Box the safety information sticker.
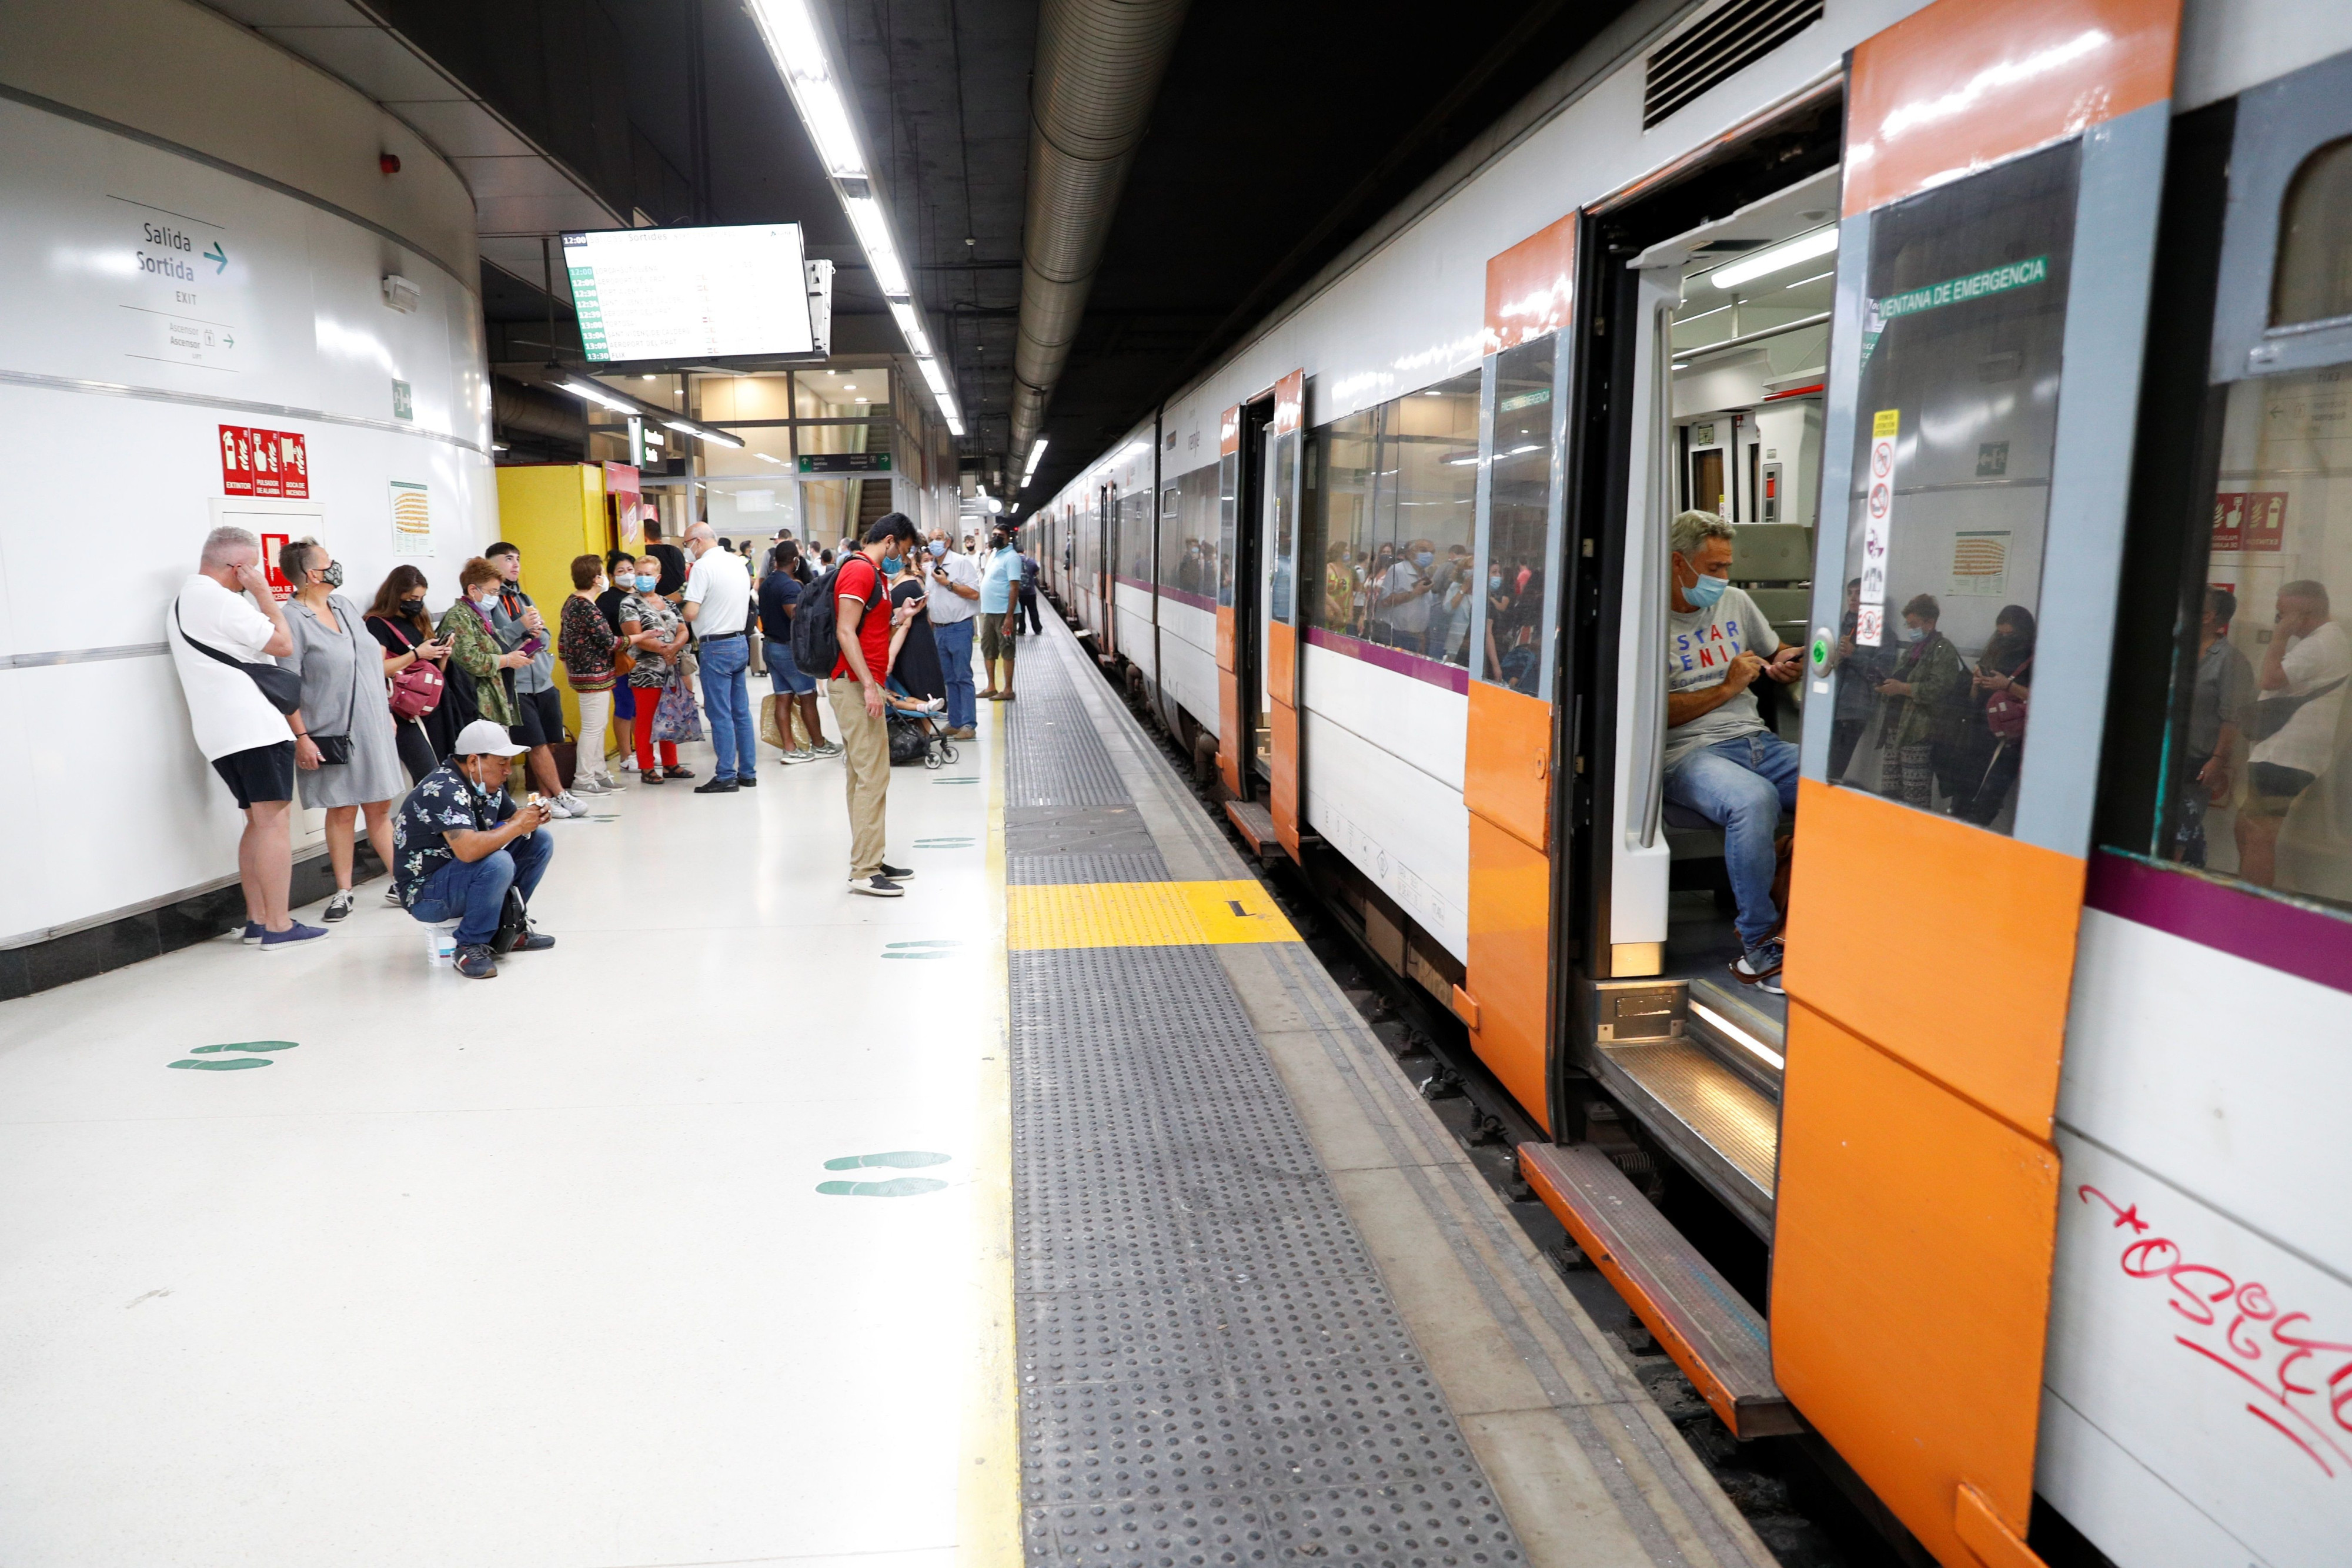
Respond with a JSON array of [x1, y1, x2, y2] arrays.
[[1858, 409, 1897, 645]]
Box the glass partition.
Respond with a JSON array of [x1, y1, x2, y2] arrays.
[[1475, 337, 1560, 696]]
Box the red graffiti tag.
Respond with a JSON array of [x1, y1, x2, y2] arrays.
[[2077, 1186, 2352, 1477]]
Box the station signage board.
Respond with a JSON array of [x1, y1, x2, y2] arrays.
[[219, 425, 309, 499], [797, 452, 891, 474]]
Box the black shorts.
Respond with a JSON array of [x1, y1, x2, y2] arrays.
[[212, 741, 296, 809], [510, 686, 565, 749]]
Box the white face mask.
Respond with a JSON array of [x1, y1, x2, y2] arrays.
[[472, 590, 498, 610]]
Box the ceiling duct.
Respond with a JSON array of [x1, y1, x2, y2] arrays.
[[1643, 0, 1823, 129], [1007, 0, 1192, 463]]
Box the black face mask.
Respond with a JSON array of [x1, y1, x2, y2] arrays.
[[398, 596, 425, 616]]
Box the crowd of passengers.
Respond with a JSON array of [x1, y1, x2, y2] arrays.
[[165, 517, 1042, 975]]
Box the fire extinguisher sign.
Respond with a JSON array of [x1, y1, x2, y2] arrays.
[[219, 425, 310, 500]]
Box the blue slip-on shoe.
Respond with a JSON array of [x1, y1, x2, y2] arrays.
[[259, 922, 330, 952]]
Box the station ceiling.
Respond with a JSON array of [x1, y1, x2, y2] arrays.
[[369, 0, 1639, 494]]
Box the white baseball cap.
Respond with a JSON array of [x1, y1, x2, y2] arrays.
[[452, 719, 527, 758]]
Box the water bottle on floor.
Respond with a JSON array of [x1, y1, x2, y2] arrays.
[[425, 920, 459, 967]]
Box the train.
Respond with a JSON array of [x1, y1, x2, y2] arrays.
[[1015, 0, 2352, 1564]]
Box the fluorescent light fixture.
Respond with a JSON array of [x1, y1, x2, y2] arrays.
[[1021, 437, 1048, 487], [1709, 227, 1838, 291], [660, 416, 746, 449], [662, 419, 697, 434], [749, 0, 961, 435], [563, 379, 637, 414], [1672, 362, 1690, 370], [758, 453, 783, 464], [843, 198, 908, 297], [1783, 269, 1834, 290]]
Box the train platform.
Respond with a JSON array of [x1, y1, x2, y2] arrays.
[[0, 616, 1768, 1568]]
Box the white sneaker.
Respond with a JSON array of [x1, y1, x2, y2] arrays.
[[383, 885, 404, 907], [571, 776, 607, 795], [781, 747, 817, 765], [596, 773, 624, 791], [541, 795, 579, 820], [620, 755, 640, 773], [812, 741, 843, 757], [555, 790, 588, 815]]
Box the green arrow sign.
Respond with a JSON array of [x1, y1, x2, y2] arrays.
[[204, 242, 228, 273]]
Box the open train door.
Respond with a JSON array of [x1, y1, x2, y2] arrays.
[[1459, 217, 1576, 1131], [1775, 1, 2181, 1564], [1265, 370, 1306, 857], [1215, 405, 1246, 798]]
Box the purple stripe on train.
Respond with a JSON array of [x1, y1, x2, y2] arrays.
[[1303, 626, 1470, 693], [2086, 850, 2352, 998]]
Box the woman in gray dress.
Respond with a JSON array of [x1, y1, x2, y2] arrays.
[[280, 538, 407, 921]]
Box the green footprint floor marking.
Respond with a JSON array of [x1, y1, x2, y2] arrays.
[[169, 1040, 299, 1071], [883, 939, 961, 960], [817, 1176, 948, 1197], [824, 1151, 951, 1170], [913, 837, 975, 847]]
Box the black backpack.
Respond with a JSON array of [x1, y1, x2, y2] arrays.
[[791, 555, 882, 678]]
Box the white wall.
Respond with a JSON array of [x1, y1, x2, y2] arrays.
[[0, 0, 495, 943]]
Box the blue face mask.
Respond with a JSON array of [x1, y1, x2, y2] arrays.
[[928, 540, 947, 558], [1682, 566, 1728, 610], [881, 555, 904, 575], [634, 574, 657, 591]]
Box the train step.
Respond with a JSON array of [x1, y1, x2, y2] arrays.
[[1518, 1141, 1799, 1440], [1222, 799, 1282, 862], [1589, 1033, 1778, 1237]]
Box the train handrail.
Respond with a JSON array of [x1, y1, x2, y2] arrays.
[[1627, 299, 1673, 851]]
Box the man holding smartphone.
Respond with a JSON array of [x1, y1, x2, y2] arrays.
[[390, 720, 558, 979], [923, 527, 983, 738]]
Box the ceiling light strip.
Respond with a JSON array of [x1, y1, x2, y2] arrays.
[[747, 0, 964, 437]]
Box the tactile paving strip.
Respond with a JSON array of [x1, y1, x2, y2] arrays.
[[1006, 640, 1130, 810], [1008, 850, 1172, 887], [1007, 626, 1524, 1567]]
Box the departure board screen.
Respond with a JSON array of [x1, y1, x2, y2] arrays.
[[562, 223, 814, 363]]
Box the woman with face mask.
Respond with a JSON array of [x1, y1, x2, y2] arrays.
[[366, 564, 454, 785], [280, 537, 407, 920], [558, 553, 624, 794], [620, 554, 694, 782], [437, 556, 532, 742]]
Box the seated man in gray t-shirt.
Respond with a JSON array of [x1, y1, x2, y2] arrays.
[[1661, 511, 1803, 992]]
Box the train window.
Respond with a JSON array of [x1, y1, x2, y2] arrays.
[[1269, 431, 1298, 625], [1829, 139, 2079, 833], [1301, 367, 1482, 666], [1218, 448, 1239, 609], [2271, 138, 2352, 329], [1160, 469, 1218, 601], [1476, 336, 1559, 696], [1121, 487, 1152, 584]]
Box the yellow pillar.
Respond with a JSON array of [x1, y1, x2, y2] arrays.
[[492, 464, 614, 762]]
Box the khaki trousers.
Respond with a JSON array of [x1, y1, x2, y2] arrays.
[[828, 677, 891, 877]]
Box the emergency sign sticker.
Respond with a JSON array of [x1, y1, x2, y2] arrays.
[[1858, 410, 1898, 646]]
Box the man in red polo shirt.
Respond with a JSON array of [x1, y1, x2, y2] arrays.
[[831, 511, 924, 895]]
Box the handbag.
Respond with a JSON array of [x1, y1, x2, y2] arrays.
[[651, 669, 704, 744], [175, 600, 302, 715], [490, 884, 530, 955], [379, 617, 446, 721], [1984, 656, 2032, 741]]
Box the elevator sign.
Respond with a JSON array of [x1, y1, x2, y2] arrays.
[[1857, 409, 1898, 646], [219, 425, 309, 499]]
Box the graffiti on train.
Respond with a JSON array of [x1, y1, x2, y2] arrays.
[[2078, 1185, 2352, 1476]]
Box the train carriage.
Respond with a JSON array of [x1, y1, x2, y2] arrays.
[[1021, 0, 2352, 1563]]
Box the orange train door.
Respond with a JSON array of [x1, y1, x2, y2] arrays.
[[1774, 2, 2182, 1564], [1265, 370, 1306, 858], [1459, 216, 1576, 1131]]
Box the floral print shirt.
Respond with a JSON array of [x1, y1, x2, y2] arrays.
[[619, 590, 683, 689], [391, 759, 516, 905]]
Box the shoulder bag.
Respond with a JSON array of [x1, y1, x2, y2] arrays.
[[175, 598, 302, 715], [377, 617, 447, 722], [2249, 674, 2348, 743], [1984, 656, 2032, 741], [305, 607, 365, 767]]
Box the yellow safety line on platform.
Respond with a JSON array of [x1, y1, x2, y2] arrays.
[[1006, 879, 1302, 950], [958, 712, 1021, 1568]]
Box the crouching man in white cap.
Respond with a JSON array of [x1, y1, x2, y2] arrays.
[[390, 718, 557, 979]]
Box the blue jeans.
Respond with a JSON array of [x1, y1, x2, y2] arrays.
[[407, 830, 553, 947], [700, 634, 756, 780], [933, 617, 977, 730], [1663, 731, 1800, 951]]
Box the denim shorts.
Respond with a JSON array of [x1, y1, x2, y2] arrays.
[[769, 659, 816, 697]]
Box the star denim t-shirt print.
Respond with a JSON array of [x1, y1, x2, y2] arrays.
[[1663, 584, 1778, 770]]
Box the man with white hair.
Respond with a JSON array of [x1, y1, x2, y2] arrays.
[[1662, 510, 1802, 994], [167, 525, 328, 951], [681, 520, 756, 792]]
